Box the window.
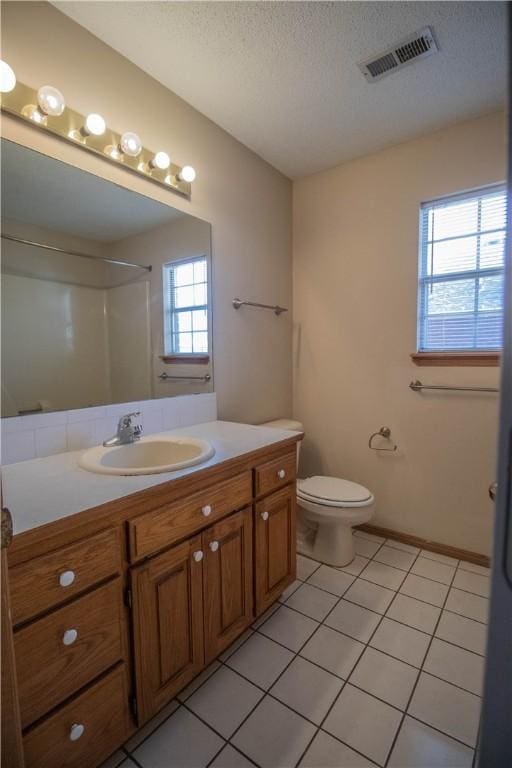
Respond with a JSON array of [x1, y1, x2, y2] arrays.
[[417, 185, 506, 353], [163, 256, 208, 356]]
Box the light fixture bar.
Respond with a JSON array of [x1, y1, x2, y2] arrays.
[[1, 79, 194, 199], [1, 233, 152, 271]]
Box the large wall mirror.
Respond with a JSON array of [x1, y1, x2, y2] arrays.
[[1, 139, 213, 418]]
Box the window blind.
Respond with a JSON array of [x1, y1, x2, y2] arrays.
[[418, 185, 507, 352], [163, 256, 208, 355]]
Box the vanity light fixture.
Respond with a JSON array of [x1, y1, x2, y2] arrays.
[[0, 60, 16, 93], [150, 151, 171, 170], [177, 165, 196, 183], [21, 104, 47, 125], [119, 131, 142, 157], [37, 85, 65, 117], [1, 75, 195, 198], [83, 113, 106, 137]]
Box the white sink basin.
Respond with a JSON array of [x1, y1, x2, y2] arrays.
[[78, 436, 215, 476]]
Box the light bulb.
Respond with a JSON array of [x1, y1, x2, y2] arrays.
[[37, 85, 65, 116], [151, 151, 170, 170], [178, 165, 196, 183], [0, 60, 16, 93], [120, 131, 142, 157], [83, 113, 106, 136]]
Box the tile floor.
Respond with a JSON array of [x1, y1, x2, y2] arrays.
[[101, 531, 489, 768]]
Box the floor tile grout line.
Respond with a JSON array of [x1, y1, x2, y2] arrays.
[[384, 554, 471, 766], [122, 749, 144, 768], [216, 587, 355, 768], [293, 543, 424, 767], [305, 542, 489, 607]]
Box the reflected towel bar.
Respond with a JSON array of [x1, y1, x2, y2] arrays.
[[410, 380, 499, 393], [233, 298, 288, 316], [158, 373, 211, 382]]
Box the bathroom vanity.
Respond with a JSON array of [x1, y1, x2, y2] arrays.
[[2, 422, 300, 768]]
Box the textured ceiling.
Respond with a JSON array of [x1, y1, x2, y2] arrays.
[[54, 1, 507, 179], [1, 140, 183, 242]]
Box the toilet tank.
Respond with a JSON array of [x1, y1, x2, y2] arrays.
[[261, 418, 304, 470]]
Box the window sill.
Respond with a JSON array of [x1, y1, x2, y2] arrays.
[[411, 352, 500, 367], [160, 355, 210, 365]]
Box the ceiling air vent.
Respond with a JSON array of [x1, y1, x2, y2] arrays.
[[358, 27, 438, 82]]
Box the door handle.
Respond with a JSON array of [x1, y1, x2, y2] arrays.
[[489, 482, 498, 501]]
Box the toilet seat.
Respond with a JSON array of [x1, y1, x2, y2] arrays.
[[297, 476, 374, 508]]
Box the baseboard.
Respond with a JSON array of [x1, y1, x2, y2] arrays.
[[357, 523, 490, 568]]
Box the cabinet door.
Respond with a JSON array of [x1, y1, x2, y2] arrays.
[[131, 535, 204, 724], [203, 508, 253, 663], [255, 485, 296, 616]]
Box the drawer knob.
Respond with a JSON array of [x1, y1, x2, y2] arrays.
[[261, 511, 269, 521], [202, 505, 212, 517], [209, 541, 219, 552], [277, 469, 286, 479], [59, 570, 76, 588], [63, 629, 78, 646], [193, 550, 204, 562], [69, 723, 85, 741]]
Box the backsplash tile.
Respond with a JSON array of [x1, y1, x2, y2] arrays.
[[1, 429, 36, 464], [1, 393, 217, 465], [35, 425, 67, 458]]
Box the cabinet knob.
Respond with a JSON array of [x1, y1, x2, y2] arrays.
[[261, 511, 269, 521], [69, 723, 85, 741], [59, 570, 76, 588], [209, 541, 219, 552], [63, 629, 78, 646], [193, 550, 204, 562], [202, 505, 212, 517], [277, 469, 286, 479]]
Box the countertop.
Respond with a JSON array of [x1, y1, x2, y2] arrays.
[[2, 421, 299, 535]]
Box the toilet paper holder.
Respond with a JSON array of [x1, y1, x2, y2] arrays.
[[368, 426, 397, 452]]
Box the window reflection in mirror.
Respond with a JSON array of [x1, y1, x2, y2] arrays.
[[0, 139, 213, 418]]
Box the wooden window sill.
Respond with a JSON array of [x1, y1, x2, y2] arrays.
[[160, 355, 210, 364], [411, 352, 500, 367]]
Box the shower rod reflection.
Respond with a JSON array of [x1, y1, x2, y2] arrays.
[[410, 379, 499, 393], [1, 233, 152, 271]]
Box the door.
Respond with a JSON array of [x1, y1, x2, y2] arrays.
[[255, 485, 296, 615], [131, 534, 204, 724], [203, 507, 253, 663], [478, 19, 512, 764], [1, 506, 25, 768]]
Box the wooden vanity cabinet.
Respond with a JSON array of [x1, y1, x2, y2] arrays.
[[255, 484, 297, 615], [131, 534, 205, 724], [203, 506, 253, 663], [4, 437, 300, 765]]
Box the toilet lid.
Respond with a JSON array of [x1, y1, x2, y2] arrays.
[[297, 476, 373, 505]]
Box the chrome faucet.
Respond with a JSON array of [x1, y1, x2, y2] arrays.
[[103, 412, 143, 447]]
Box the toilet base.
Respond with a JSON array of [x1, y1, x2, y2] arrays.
[[297, 525, 355, 568]]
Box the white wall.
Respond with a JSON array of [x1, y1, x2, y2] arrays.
[[1, 1, 293, 425], [293, 112, 506, 556]]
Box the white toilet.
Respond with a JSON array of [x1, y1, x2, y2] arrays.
[[263, 419, 375, 567]]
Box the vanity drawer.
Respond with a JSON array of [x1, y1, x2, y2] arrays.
[[128, 471, 253, 561], [15, 578, 124, 728], [9, 527, 122, 626], [23, 663, 131, 768], [254, 451, 296, 497]]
